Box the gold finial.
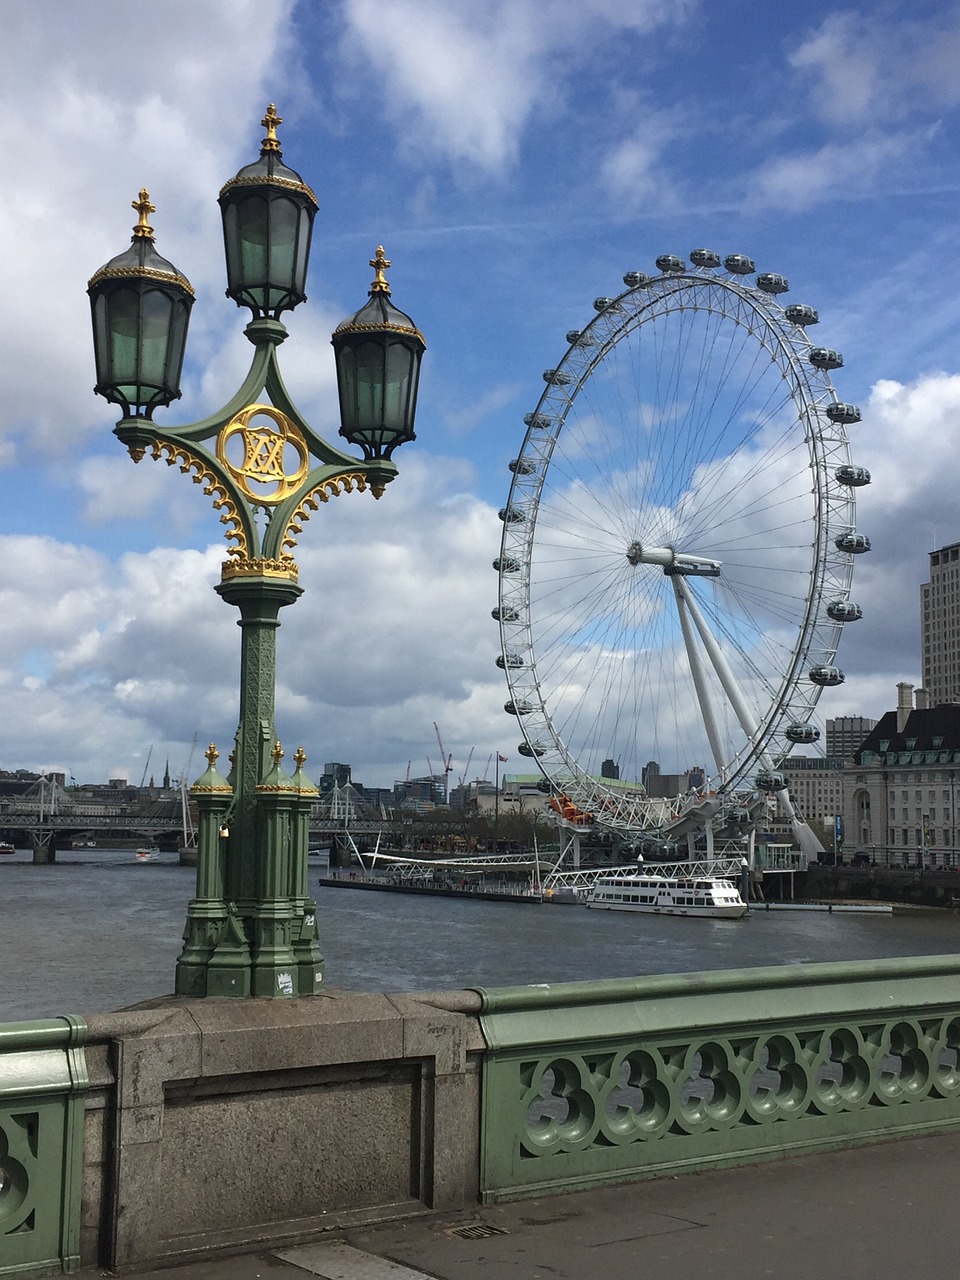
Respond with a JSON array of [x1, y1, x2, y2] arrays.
[[369, 245, 392, 294], [261, 103, 282, 152], [294, 746, 307, 769], [132, 188, 155, 238], [272, 739, 284, 765], [205, 743, 219, 766]]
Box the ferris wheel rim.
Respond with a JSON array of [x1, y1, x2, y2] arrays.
[[495, 258, 862, 832]]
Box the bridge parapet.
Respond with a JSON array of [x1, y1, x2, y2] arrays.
[[473, 954, 960, 1200], [12, 956, 960, 1272]]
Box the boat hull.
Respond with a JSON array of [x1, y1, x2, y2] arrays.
[[588, 900, 747, 919]]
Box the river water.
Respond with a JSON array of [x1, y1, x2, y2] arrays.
[[3, 847, 960, 1022]]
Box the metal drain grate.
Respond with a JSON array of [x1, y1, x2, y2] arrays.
[[445, 1222, 511, 1240]]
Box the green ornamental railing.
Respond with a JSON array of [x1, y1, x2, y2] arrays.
[[474, 954, 960, 1201], [0, 1018, 87, 1276]]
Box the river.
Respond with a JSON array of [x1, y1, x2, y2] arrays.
[[3, 846, 960, 1022]]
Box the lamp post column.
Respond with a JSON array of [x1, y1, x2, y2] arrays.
[[213, 573, 303, 994]]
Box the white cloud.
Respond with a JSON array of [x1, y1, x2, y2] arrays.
[[0, 455, 512, 788], [789, 10, 960, 125], [599, 106, 685, 210], [338, 0, 696, 175], [0, 0, 300, 456], [818, 370, 960, 719], [743, 128, 935, 211]]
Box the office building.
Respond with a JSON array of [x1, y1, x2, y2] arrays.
[[921, 541, 960, 706], [825, 717, 877, 760]]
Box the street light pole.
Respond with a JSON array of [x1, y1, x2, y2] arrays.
[[87, 106, 425, 998]]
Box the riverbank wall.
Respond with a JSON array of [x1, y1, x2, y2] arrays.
[[801, 864, 960, 908]]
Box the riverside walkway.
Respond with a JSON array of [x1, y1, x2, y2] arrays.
[[77, 1129, 958, 1279]]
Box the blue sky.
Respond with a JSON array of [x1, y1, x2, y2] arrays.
[[3, 0, 960, 789]]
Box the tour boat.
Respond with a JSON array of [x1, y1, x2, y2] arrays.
[[587, 872, 747, 918], [134, 848, 160, 862], [0, 841, 14, 855]]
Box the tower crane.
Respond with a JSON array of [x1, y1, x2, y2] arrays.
[[457, 746, 475, 788], [433, 722, 453, 805]]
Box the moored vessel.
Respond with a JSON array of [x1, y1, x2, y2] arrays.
[[587, 872, 747, 918]]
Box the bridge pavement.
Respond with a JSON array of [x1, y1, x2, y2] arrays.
[[77, 1128, 959, 1278]]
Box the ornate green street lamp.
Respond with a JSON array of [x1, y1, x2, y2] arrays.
[[87, 105, 425, 998]]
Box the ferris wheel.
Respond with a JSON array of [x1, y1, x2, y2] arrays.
[[494, 250, 870, 834]]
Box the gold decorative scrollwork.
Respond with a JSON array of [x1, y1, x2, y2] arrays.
[[145, 441, 249, 558], [217, 403, 309, 505], [279, 472, 374, 557]]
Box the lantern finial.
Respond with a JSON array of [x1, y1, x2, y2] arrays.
[[132, 188, 156, 239], [369, 246, 391, 294], [261, 103, 282, 153]]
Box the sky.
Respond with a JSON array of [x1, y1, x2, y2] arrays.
[[3, 0, 960, 792]]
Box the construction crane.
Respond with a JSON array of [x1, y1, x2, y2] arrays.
[[483, 753, 493, 782], [139, 745, 154, 789], [457, 746, 475, 789], [433, 722, 453, 805]]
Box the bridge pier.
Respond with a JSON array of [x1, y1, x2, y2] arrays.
[[33, 837, 57, 864], [178, 844, 198, 867]]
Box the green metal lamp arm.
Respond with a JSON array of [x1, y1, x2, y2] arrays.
[[262, 458, 399, 562]]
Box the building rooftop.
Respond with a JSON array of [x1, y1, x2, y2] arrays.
[[856, 704, 960, 762]]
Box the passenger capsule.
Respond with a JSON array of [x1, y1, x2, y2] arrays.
[[809, 347, 843, 370], [537, 778, 552, 793], [496, 653, 524, 669], [505, 700, 534, 716], [499, 506, 525, 524], [690, 248, 721, 268], [756, 770, 787, 792], [493, 556, 520, 573], [518, 741, 547, 758], [835, 465, 871, 487], [827, 600, 863, 622], [655, 254, 686, 273], [786, 723, 821, 744], [593, 297, 616, 311], [492, 606, 519, 622], [835, 532, 871, 554], [784, 303, 819, 325], [509, 458, 535, 475], [622, 271, 652, 287], [724, 253, 755, 274], [524, 412, 553, 428], [826, 402, 862, 424], [810, 665, 845, 687], [543, 368, 573, 385], [566, 329, 596, 347], [757, 272, 789, 294]]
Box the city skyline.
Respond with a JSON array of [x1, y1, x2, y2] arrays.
[[3, 1, 960, 788]]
